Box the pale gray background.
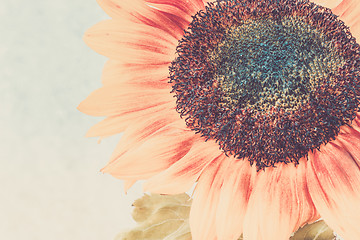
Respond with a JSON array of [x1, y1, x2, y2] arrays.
[[1, 1, 143, 239]]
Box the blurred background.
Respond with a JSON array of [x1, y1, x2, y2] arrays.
[[0, 1, 143, 239]]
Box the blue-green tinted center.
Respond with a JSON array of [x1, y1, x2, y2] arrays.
[[211, 17, 344, 111]]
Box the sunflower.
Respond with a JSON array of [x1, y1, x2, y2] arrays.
[[79, 0, 360, 239]]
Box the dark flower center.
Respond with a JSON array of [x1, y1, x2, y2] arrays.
[[169, 0, 360, 170], [212, 17, 345, 111]]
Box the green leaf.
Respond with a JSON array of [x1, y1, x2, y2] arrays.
[[116, 194, 335, 240], [115, 193, 192, 240], [290, 220, 335, 240]]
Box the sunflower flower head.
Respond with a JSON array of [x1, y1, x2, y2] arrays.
[[79, 0, 360, 239], [169, 0, 360, 169]]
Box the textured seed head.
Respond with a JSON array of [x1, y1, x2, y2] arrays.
[[169, 0, 360, 170]]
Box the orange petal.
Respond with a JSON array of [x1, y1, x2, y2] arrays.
[[102, 123, 196, 179], [145, 0, 204, 21], [96, 0, 186, 39], [143, 138, 223, 194], [311, 0, 342, 9], [84, 19, 177, 64], [146, 2, 190, 22], [85, 103, 176, 138], [86, 116, 127, 138], [97, 0, 151, 20], [338, 125, 360, 167], [243, 159, 319, 240], [332, 0, 360, 41], [77, 84, 174, 117], [106, 118, 187, 168], [307, 140, 360, 240], [124, 179, 137, 193], [100, 60, 170, 88], [215, 159, 256, 240], [189, 156, 230, 240]]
